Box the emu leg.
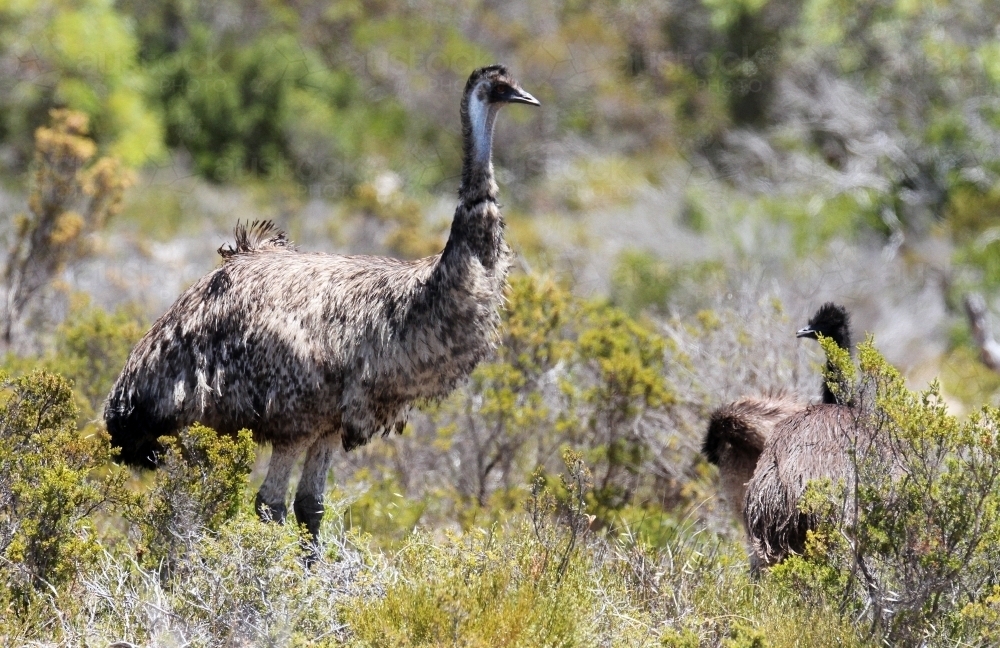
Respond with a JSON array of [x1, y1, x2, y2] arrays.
[[255, 441, 304, 523], [293, 433, 338, 543]]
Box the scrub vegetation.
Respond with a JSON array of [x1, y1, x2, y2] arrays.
[[4, 0, 1000, 644]]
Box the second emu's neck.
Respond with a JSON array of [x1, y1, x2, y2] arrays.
[[822, 330, 852, 406], [821, 363, 842, 405], [440, 85, 507, 272]]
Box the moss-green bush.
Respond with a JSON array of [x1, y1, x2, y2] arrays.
[[3, 299, 146, 432], [1, 110, 133, 347], [7, 278, 1000, 646], [134, 424, 255, 572], [0, 299, 870, 646], [0, 370, 129, 619], [0, 0, 163, 166], [346, 454, 605, 647], [343, 475, 428, 547], [417, 274, 687, 530], [155, 28, 411, 188], [344, 526, 600, 647], [49, 299, 145, 422], [781, 339, 1000, 644]]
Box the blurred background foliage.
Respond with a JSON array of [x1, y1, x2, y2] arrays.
[[2, 0, 999, 259], [4, 0, 1000, 644]]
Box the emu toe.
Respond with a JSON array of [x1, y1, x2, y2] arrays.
[[293, 493, 325, 566]]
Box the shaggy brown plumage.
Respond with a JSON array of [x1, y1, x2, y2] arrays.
[[743, 303, 867, 569], [743, 403, 868, 568], [104, 65, 539, 539], [704, 393, 806, 526]]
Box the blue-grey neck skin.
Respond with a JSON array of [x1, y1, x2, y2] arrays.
[[466, 79, 499, 175], [458, 70, 503, 205], [443, 64, 538, 272], [443, 71, 506, 271]]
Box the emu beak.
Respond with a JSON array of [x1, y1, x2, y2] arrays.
[[796, 326, 816, 339], [504, 87, 540, 106]]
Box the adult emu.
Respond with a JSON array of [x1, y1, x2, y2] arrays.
[[742, 303, 865, 569], [105, 66, 539, 540]]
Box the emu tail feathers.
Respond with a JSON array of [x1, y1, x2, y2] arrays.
[[703, 394, 804, 466], [744, 465, 814, 567], [218, 220, 294, 260], [705, 394, 806, 538], [704, 401, 770, 466]]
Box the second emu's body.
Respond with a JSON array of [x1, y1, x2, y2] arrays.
[[743, 303, 863, 568], [105, 66, 539, 537], [703, 303, 865, 570]]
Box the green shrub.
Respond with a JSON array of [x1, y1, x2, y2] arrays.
[[421, 275, 684, 529], [146, 515, 325, 645], [343, 476, 428, 547], [66, 508, 366, 646], [343, 524, 597, 647], [0, 0, 163, 166], [345, 458, 600, 647], [956, 236, 1000, 294], [940, 345, 1000, 408], [0, 370, 129, 613], [48, 299, 145, 422], [155, 29, 410, 187], [133, 424, 255, 572], [453, 275, 574, 508], [569, 300, 674, 519], [784, 339, 1000, 644], [1, 110, 133, 347], [611, 250, 677, 315]]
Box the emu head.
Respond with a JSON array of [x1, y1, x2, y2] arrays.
[[796, 302, 852, 351], [462, 65, 539, 164]]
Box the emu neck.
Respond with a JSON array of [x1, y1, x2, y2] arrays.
[[459, 89, 499, 205], [822, 331, 852, 405], [442, 89, 505, 270], [821, 363, 842, 405]]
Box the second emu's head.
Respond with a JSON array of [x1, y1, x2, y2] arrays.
[[797, 302, 853, 406], [796, 302, 852, 351]]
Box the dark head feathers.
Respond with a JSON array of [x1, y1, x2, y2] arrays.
[[703, 408, 736, 466], [218, 220, 294, 260], [462, 65, 538, 107], [464, 65, 510, 93], [796, 302, 852, 351]]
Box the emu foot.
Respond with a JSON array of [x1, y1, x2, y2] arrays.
[[293, 493, 325, 566], [255, 493, 288, 524]]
